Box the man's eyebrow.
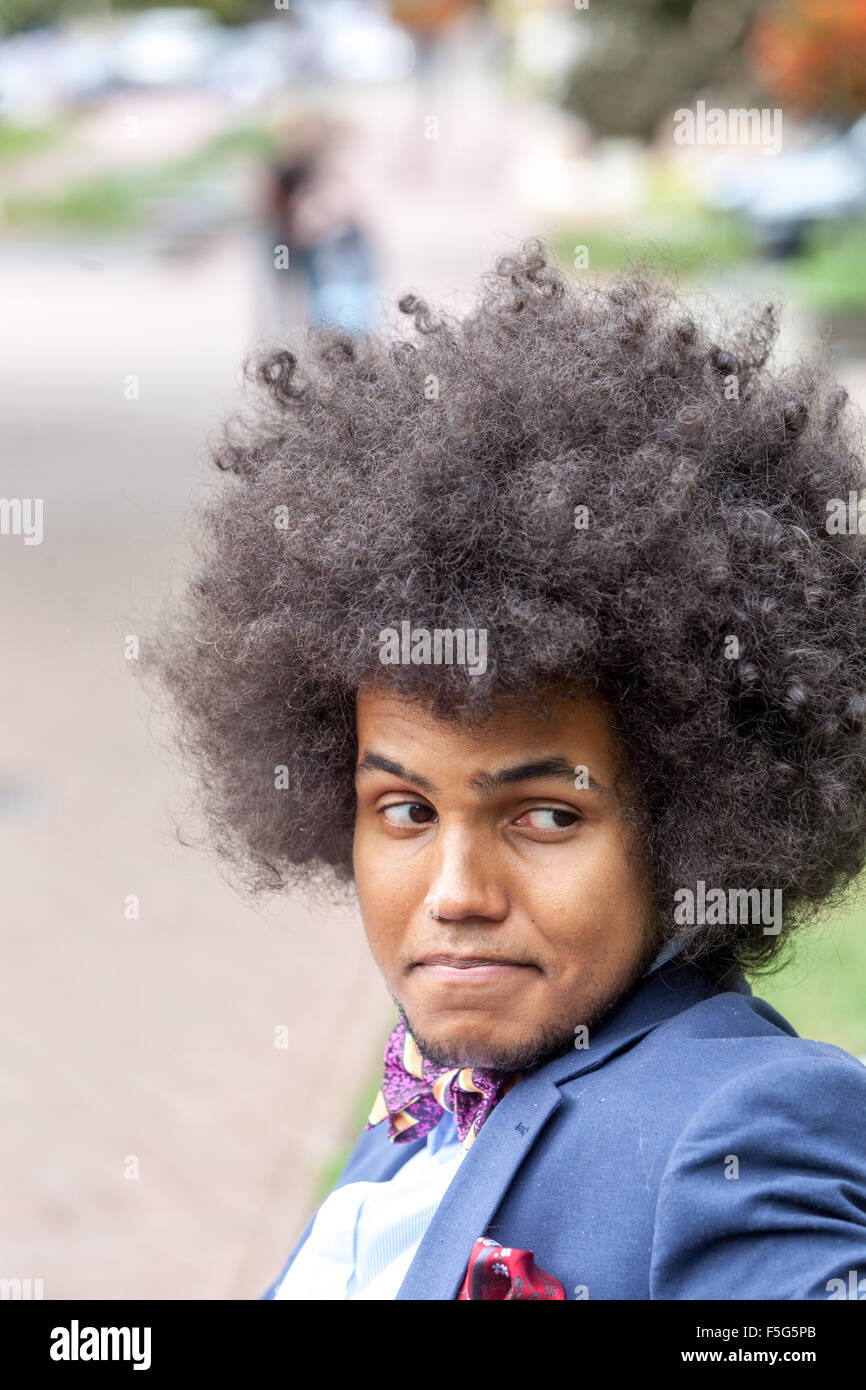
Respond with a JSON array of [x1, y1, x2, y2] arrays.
[[356, 751, 606, 798], [470, 756, 607, 796], [356, 752, 438, 795]]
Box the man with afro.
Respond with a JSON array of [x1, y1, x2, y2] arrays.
[[152, 240, 866, 1300]]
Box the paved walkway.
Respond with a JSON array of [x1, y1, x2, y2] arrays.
[[0, 235, 397, 1299]]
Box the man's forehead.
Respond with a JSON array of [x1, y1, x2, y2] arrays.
[[354, 686, 617, 797]]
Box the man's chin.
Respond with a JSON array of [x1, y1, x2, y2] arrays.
[[387, 947, 656, 1072], [396, 1009, 578, 1073]]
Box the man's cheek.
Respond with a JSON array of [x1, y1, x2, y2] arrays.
[[358, 885, 405, 960]]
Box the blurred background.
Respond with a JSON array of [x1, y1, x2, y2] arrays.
[[1, 0, 865, 1299]]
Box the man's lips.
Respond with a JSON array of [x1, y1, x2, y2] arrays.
[[412, 954, 535, 982]]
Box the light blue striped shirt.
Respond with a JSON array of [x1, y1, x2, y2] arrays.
[[274, 939, 682, 1300]]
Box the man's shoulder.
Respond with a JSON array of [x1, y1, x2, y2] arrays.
[[644, 979, 865, 1080], [554, 976, 866, 1148], [657, 984, 866, 1134], [524, 978, 866, 1299], [641, 989, 866, 1299]]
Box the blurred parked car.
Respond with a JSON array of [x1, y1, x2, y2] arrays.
[[0, 23, 121, 121], [53, 27, 117, 104], [702, 117, 866, 258], [205, 20, 310, 107], [293, 0, 416, 82], [0, 28, 65, 121], [113, 8, 226, 89]]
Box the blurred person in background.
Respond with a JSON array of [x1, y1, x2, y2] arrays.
[[263, 113, 379, 337]]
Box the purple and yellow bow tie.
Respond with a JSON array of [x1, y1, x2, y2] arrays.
[[365, 1015, 521, 1152]]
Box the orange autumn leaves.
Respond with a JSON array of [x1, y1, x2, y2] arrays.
[[749, 0, 866, 121]]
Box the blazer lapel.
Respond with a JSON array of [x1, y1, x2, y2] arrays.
[[395, 955, 721, 1299], [395, 1066, 564, 1299]]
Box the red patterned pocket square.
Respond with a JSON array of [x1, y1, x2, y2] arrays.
[[458, 1237, 566, 1300]]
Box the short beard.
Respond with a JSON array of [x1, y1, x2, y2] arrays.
[[395, 1006, 579, 1072], [387, 928, 663, 1073]]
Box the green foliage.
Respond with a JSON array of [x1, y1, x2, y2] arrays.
[[0, 0, 68, 36], [561, 0, 761, 141], [0, 0, 267, 36], [107, 0, 269, 24]]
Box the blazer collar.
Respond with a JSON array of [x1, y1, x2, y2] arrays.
[[395, 954, 732, 1300]]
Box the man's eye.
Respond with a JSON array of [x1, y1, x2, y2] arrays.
[[380, 802, 437, 827], [514, 808, 581, 831]]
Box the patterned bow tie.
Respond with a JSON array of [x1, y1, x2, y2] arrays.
[[365, 1015, 521, 1152]]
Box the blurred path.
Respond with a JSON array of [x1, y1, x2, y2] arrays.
[[0, 235, 396, 1300]]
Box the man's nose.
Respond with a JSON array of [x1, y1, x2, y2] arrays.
[[422, 827, 509, 923]]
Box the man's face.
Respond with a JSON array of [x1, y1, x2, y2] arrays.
[[352, 685, 658, 1071]]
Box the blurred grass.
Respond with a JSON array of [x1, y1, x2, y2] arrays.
[[552, 165, 756, 276], [748, 882, 866, 1057], [784, 217, 866, 314], [2, 123, 278, 231], [0, 117, 67, 161], [552, 208, 754, 277]]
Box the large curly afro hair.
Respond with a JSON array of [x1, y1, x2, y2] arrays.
[[149, 239, 866, 978]]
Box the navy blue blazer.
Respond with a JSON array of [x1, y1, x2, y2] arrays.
[[261, 955, 866, 1299]]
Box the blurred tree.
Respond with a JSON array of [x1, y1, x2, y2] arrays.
[[0, 0, 71, 32], [107, 0, 269, 22], [749, 0, 866, 123], [562, 0, 761, 141], [0, 0, 268, 36]]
